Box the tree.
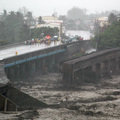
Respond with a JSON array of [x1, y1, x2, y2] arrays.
[[0, 9, 35, 45], [18, 7, 28, 17], [19, 7, 36, 26], [92, 20, 120, 50], [38, 16, 45, 24], [0, 22, 7, 45], [38, 16, 42, 24], [4, 11, 24, 43], [67, 7, 87, 21], [59, 15, 67, 22], [65, 19, 75, 30], [108, 13, 117, 24], [93, 20, 100, 35], [19, 24, 30, 41], [0, 22, 5, 38], [31, 27, 59, 38], [2, 10, 7, 21], [66, 7, 87, 30], [25, 11, 35, 26]]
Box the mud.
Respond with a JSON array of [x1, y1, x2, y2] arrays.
[[1, 73, 120, 120]]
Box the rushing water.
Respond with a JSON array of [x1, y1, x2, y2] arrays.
[[66, 30, 94, 40]]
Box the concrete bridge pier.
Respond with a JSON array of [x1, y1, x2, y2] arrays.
[[5, 67, 11, 80], [29, 62, 36, 78], [74, 69, 84, 85], [19, 63, 26, 79], [9, 62, 31, 81], [73, 65, 101, 85], [45, 56, 53, 73], [92, 63, 101, 81], [97, 61, 111, 78], [34, 59, 41, 75], [12, 65, 20, 80], [63, 65, 73, 87], [113, 58, 119, 74], [54, 54, 60, 72], [117, 57, 120, 73], [100, 61, 107, 77], [84, 66, 95, 82], [91, 62, 113, 81], [39, 58, 45, 74], [95, 63, 101, 74], [109, 58, 118, 75], [5, 66, 16, 81], [24, 62, 31, 78]]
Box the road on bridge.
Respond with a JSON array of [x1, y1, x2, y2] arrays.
[[0, 41, 62, 60]]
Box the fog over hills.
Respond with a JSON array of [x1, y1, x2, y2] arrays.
[[0, 0, 120, 16]]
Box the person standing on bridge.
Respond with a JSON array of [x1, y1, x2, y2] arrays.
[[37, 39, 40, 46], [15, 51, 18, 55]]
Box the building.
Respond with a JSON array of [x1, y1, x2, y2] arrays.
[[94, 17, 108, 27], [36, 16, 63, 37], [117, 14, 120, 21], [42, 16, 58, 22]]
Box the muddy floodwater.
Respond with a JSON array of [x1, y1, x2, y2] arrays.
[[1, 73, 120, 120]]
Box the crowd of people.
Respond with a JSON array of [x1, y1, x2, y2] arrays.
[[24, 36, 62, 46], [24, 35, 83, 46], [24, 38, 52, 45]]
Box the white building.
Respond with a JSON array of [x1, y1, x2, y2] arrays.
[[94, 17, 108, 27], [117, 14, 120, 21], [36, 16, 63, 37]]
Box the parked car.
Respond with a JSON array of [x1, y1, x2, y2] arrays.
[[61, 37, 74, 43], [53, 36, 58, 41]]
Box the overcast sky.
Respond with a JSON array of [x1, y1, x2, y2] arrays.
[[0, 0, 120, 17]]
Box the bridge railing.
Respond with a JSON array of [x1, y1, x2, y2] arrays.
[[2, 40, 90, 66], [3, 43, 67, 67]]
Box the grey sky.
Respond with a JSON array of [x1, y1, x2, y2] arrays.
[[0, 0, 120, 17]]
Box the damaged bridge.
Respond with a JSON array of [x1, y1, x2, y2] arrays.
[[0, 61, 48, 112], [62, 47, 120, 86], [0, 40, 90, 112]]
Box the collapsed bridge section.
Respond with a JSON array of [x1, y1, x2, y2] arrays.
[[0, 60, 48, 112], [0, 40, 92, 112], [61, 47, 120, 86]]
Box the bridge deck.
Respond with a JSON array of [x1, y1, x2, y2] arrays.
[[0, 41, 61, 60], [64, 47, 120, 64]]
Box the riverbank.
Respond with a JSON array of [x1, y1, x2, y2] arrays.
[[1, 73, 120, 120]]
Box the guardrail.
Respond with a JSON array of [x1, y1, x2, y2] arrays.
[[4, 49, 66, 68]]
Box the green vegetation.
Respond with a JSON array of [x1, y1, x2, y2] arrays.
[[0, 9, 59, 46], [0, 7, 120, 47], [92, 20, 120, 50], [0, 10, 33, 45], [31, 27, 59, 39]]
